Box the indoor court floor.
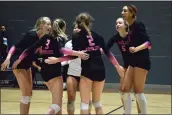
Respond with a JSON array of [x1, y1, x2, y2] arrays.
[[1, 88, 171, 114]]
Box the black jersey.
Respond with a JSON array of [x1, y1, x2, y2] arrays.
[[129, 21, 151, 61], [19, 35, 63, 62], [58, 37, 67, 48], [14, 31, 39, 52], [19, 34, 76, 63], [72, 29, 112, 71], [11, 30, 39, 69], [107, 33, 132, 67]]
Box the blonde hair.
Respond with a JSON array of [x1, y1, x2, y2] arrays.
[[76, 12, 94, 36], [52, 19, 68, 41], [34, 17, 51, 30]]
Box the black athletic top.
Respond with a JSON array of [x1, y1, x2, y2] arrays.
[[72, 29, 117, 70], [107, 33, 132, 66], [129, 21, 151, 61], [9, 30, 39, 67], [19, 34, 76, 64]]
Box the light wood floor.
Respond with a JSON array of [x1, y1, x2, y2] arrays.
[[1, 88, 171, 114]]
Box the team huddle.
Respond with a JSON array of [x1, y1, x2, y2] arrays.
[[1, 4, 151, 115]]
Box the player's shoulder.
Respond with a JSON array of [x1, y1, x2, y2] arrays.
[[110, 33, 120, 41], [91, 31, 102, 37], [134, 21, 146, 28]]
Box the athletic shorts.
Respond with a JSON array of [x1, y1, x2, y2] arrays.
[[40, 63, 61, 82], [17, 60, 32, 70], [81, 57, 106, 81], [130, 59, 151, 71], [67, 75, 80, 83]]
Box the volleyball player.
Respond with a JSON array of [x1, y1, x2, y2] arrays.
[[1, 17, 51, 114], [121, 4, 152, 114]]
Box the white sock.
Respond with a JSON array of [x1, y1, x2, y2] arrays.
[[122, 93, 132, 114], [135, 93, 148, 114]]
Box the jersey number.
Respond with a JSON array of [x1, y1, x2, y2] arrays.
[[87, 35, 95, 46], [45, 39, 50, 49], [121, 45, 126, 52]]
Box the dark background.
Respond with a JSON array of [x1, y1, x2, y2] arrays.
[[0, 1, 171, 85]]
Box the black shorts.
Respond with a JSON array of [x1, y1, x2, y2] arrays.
[[81, 69, 105, 81], [130, 60, 151, 71], [40, 63, 61, 82], [123, 61, 130, 69], [68, 75, 80, 83], [17, 56, 35, 70], [61, 64, 69, 78], [17, 60, 32, 70], [81, 58, 106, 81]]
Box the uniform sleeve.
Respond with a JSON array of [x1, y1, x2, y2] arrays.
[[18, 35, 46, 61], [15, 33, 32, 49], [61, 41, 73, 65], [136, 22, 151, 45], [8, 33, 32, 55], [98, 35, 119, 66], [106, 35, 116, 51]]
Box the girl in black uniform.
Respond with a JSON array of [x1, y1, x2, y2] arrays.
[[1, 17, 51, 114], [121, 5, 152, 114], [12, 19, 89, 115], [71, 12, 124, 114], [107, 17, 141, 114]]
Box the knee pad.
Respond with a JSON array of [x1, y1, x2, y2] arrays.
[[67, 101, 75, 111], [80, 102, 89, 110], [93, 101, 102, 108], [20, 96, 32, 104], [49, 104, 61, 114]]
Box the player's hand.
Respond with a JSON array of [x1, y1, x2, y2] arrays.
[[37, 66, 41, 72], [78, 51, 89, 60], [44, 57, 59, 64], [12, 59, 21, 69], [129, 46, 139, 53], [1, 59, 10, 71], [115, 65, 125, 78]]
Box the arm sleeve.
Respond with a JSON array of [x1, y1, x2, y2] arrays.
[[107, 36, 116, 50], [8, 33, 31, 55], [136, 22, 152, 45], [99, 36, 119, 66], [18, 35, 46, 61]]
